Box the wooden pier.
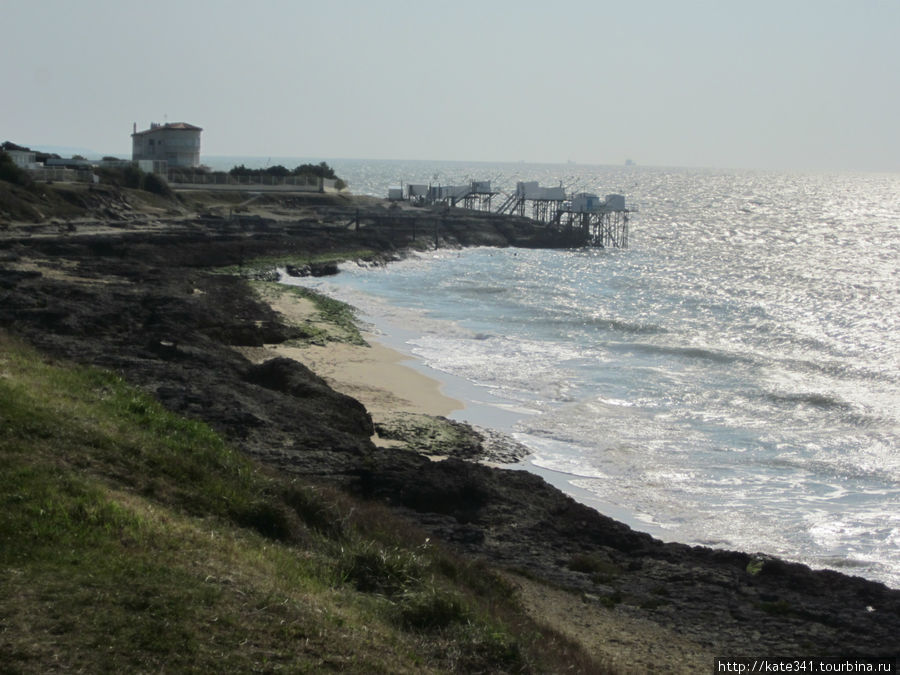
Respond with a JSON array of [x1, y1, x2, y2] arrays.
[[400, 181, 497, 212], [391, 179, 631, 248], [494, 182, 630, 248], [554, 207, 629, 248]]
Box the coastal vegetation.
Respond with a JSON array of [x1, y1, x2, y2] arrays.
[[0, 331, 599, 673], [0, 150, 32, 188], [167, 162, 348, 191], [228, 160, 340, 181], [95, 163, 174, 197], [228, 161, 348, 191], [249, 280, 369, 346]]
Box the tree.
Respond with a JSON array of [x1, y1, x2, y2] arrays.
[[229, 164, 253, 176], [142, 171, 173, 197], [291, 161, 337, 179], [0, 150, 33, 187], [226, 161, 345, 189], [265, 165, 290, 177]]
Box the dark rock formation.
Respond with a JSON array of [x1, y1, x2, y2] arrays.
[[244, 357, 374, 437], [1, 210, 898, 661]]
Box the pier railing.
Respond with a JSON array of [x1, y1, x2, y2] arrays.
[[409, 180, 631, 248]]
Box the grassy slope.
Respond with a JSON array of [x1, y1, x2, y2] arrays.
[[0, 331, 601, 673], [0, 180, 181, 226]]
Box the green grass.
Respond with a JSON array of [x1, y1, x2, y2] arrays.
[[567, 552, 624, 585], [0, 332, 602, 673]]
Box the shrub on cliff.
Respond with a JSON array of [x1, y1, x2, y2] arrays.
[[96, 163, 173, 198], [0, 150, 33, 187], [292, 161, 337, 179], [228, 161, 346, 188], [293, 161, 347, 189], [142, 171, 173, 197]]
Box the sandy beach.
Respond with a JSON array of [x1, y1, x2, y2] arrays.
[[276, 339, 461, 419], [238, 283, 463, 448]]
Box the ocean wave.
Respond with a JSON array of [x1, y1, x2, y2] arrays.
[[529, 314, 667, 336], [585, 317, 667, 335], [815, 556, 875, 570], [762, 454, 900, 486], [452, 284, 509, 296], [764, 391, 852, 411], [609, 341, 751, 365]]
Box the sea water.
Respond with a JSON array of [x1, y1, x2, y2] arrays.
[[274, 160, 900, 589]]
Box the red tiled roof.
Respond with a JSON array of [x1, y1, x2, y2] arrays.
[[132, 122, 202, 136]]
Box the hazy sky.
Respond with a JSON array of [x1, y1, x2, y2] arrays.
[[4, 0, 899, 171]]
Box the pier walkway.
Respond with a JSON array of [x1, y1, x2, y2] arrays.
[[392, 179, 631, 248]]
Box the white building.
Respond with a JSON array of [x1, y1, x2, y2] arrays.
[[570, 192, 627, 213], [5, 149, 37, 169], [131, 122, 202, 168], [516, 181, 566, 201]]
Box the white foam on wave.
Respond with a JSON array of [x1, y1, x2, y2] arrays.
[[278, 167, 900, 589], [408, 333, 585, 406]]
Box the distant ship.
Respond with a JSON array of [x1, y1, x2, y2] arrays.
[[625, 159, 636, 166]]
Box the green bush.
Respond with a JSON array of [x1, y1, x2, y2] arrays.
[[337, 540, 424, 595], [282, 482, 346, 537], [292, 161, 337, 179], [230, 499, 294, 541], [142, 171, 173, 197], [0, 150, 33, 187], [567, 552, 623, 584], [227, 160, 344, 186], [121, 165, 144, 189], [96, 164, 172, 197], [396, 586, 469, 630]]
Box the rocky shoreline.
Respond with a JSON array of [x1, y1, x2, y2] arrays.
[[2, 191, 898, 665]]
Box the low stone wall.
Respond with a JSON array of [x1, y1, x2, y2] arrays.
[[168, 174, 339, 193], [28, 168, 95, 183], [170, 182, 323, 193]]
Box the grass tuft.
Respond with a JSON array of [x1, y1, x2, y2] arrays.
[[337, 540, 425, 595], [568, 552, 624, 584], [396, 585, 470, 631]]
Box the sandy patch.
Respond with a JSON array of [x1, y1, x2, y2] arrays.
[[239, 337, 462, 449], [247, 280, 461, 417], [261, 291, 318, 325], [7, 258, 115, 285], [271, 339, 461, 418]]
